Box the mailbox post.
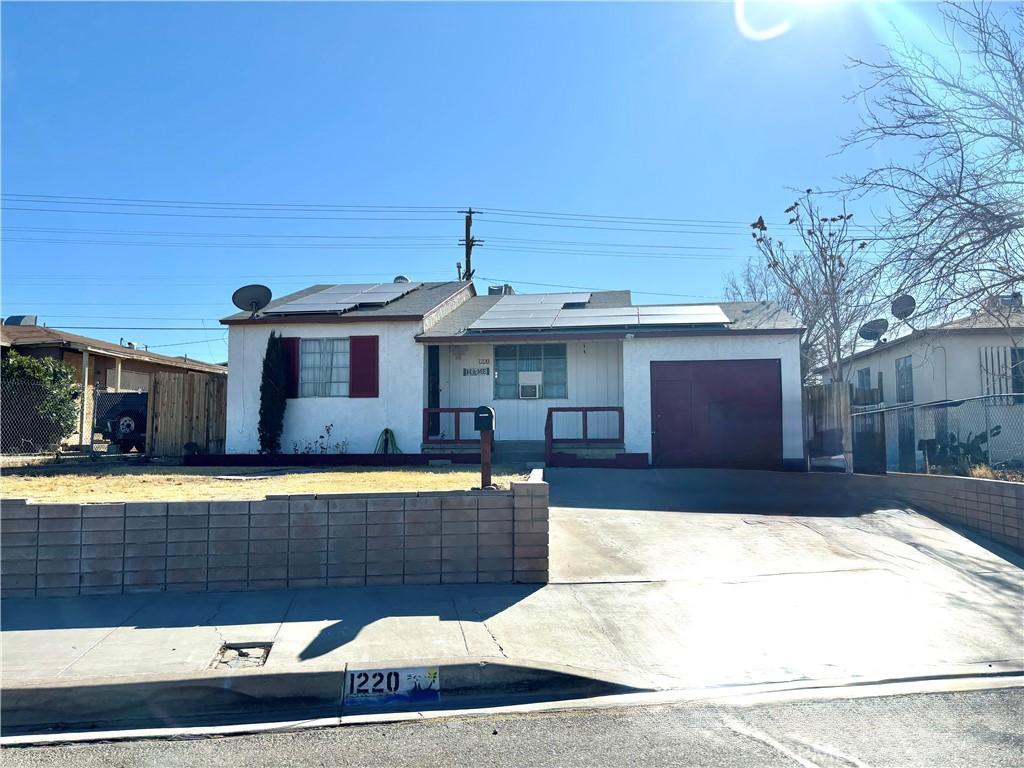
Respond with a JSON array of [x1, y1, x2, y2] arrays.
[[474, 406, 496, 489]]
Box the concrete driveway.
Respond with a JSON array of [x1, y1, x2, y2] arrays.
[[2, 468, 1021, 731]]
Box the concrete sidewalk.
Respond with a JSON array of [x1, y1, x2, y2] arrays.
[[5, 503, 1022, 695]]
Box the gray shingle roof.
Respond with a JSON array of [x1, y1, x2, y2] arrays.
[[221, 281, 472, 324]]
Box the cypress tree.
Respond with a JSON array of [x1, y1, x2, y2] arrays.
[[257, 331, 288, 454]]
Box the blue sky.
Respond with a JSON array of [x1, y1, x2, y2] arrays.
[[2, 1, 945, 363]]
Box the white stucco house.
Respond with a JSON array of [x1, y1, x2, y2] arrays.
[[222, 279, 805, 469]]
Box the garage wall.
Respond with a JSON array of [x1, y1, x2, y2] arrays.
[[622, 333, 804, 464], [226, 320, 424, 454]]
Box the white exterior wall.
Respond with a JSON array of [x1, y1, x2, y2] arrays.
[[826, 330, 1021, 405], [226, 320, 424, 454], [437, 340, 623, 441], [621, 333, 804, 462]]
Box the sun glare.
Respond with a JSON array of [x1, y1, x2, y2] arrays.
[[734, 0, 858, 42]]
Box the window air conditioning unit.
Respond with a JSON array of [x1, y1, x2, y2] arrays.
[[518, 370, 542, 399]]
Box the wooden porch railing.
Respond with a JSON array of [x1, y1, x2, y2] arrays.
[[544, 406, 624, 463], [422, 407, 480, 445]]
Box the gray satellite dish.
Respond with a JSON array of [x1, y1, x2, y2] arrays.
[[858, 318, 889, 341], [232, 284, 272, 318], [393, 275, 410, 283], [891, 294, 916, 320]]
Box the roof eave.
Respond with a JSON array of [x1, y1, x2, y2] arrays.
[[417, 326, 803, 343]]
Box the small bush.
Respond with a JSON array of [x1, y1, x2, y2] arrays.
[[257, 332, 288, 454], [0, 350, 79, 451]]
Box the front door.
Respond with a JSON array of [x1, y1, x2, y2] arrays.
[[650, 360, 783, 469], [427, 346, 440, 437]]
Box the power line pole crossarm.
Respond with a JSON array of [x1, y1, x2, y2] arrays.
[[458, 206, 483, 281]]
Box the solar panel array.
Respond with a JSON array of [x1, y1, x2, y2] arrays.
[[265, 282, 423, 315], [468, 295, 730, 331]]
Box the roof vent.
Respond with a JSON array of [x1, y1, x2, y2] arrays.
[[488, 284, 516, 296], [393, 275, 411, 283], [3, 315, 38, 326]]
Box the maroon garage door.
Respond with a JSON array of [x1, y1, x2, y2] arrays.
[[650, 360, 783, 469]]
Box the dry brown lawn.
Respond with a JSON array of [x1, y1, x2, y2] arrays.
[[0, 463, 526, 503]]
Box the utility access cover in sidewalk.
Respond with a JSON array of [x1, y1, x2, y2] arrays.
[[209, 642, 273, 670]]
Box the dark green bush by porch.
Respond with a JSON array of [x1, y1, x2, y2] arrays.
[[0, 350, 79, 452]]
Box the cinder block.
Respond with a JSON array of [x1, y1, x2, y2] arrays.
[[250, 500, 289, 515], [479, 545, 514, 560], [36, 572, 80, 589], [248, 552, 288, 568], [250, 525, 288, 540], [516, 520, 549, 534], [248, 579, 287, 591], [442, 521, 477, 535], [82, 529, 124, 545], [83, 517, 123, 532], [442, 545, 477, 561], [250, 565, 287, 580], [80, 572, 123, 587], [125, 502, 167, 517], [250, 513, 288, 528], [2, 518, 38, 533], [479, 520, 513, 534], [125, 516, 166, 531], [403, 573, 440, 585], [514, 571, 548, 583], [81, 504, 125, 518], [366, 561, 403, 576], [36, 587, 81, 598], [441, 498, 478, 513], [405, 499, 441, 515], [476, 495, 514, 510], [209, 513, 248, 528], [124, 570, 165, 586], [405, 522, 441, 538], [329, 523, 367, 539], [479, 533, 514, 547], [442, 572, 477, 584], [289, 499, 328, 515], [3, 532, 38, 547], [3, 573, 37, 589], [329, 499, 367, 513], [249, 539, 288, 554], [366, 548, 404, 563], [168, 540, 208, 556], [0, 588, 36, 598], [37, 544, 79, 560], [82, 544, 123, 559], [81, 585, 124, 595], [288, 577, 326, 589], [167, 568, 207, 583], [330, 511, 367, 526], [328, 576, 366, 587], [208, 527, 247, 542], [167, 555, 207, 569], [1, 546, 36, 561], [1, 559, 36, 574], [289, 513, 327, 528], [124, 556, 165, 571], [404, 547, 441, 563], [168, 514, 209, 529], [514, 558, 549, 571], [367, 498, 404, 513], [39, 530, 81, 546], [515, 546, 549, 559], [209, 539, 247, 555], [441, 558, 477, 573], [478, 508, 513, 522], [38, 517, 81, 532], [285, 533, 327, 551], [208, 553, 247, 569], [38, 504, 81, 519], [124, 542, 166, 558], [289, 525, 327, 540], [1, 504, 38, 520], [208, 580, 248, 592], [405, 535, 442, 549], [367, 510, 404, 525], [478, 557, 513, 572], [328, 562, 366, 578], [290, 549, 328, 567], [167, 582, 207, 592], [328, 538, 366, 554], [210, 501, 248, 515], [514, 533, 547, 547], [442, 533, 476, 548], [367, 523, 403, 538], [209, 566, 248, 581], [364, 574, 403, 586], [167, 532, 207, 544], [477, 571, 513, 583]]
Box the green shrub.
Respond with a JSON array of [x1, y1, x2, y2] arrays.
[[1, 350, 79, 451], [257, 331, 288, 454]]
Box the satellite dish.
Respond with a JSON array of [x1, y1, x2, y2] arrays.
[[891, 294, 916, 320], [393, 275, 410, 283], [858, 318, 890, 341], [231, 284, 272, 317]]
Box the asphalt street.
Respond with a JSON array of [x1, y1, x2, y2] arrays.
[[4, 688, 1022, 767]]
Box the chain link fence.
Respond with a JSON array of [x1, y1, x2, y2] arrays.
[[851, 395, 1024, 474], [0, 379, 80, 456]]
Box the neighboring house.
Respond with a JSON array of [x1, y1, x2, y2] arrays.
[[1, 320, 227, 448], [819, 299, 1024, 407], [222, 279, 805, 469]]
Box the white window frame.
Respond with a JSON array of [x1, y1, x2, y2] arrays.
[[493, 343, 568, 400], [299, 338, 350, 397]]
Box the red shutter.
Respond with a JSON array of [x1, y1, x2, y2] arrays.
[[349, 335, 379, 398], [280, 336, 300, 399]]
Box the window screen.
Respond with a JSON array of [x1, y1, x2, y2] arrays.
[[493, 344, 568, 399], [299, 338, 350, 397], [895, 355, 914, 403]]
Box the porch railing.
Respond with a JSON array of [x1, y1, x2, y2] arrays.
[[544, 406, 624, 463], [422, 408, 480, 445]]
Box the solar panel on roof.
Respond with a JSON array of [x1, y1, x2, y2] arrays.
[[637, 305, 730, 325], [263, 281, 423, 316]]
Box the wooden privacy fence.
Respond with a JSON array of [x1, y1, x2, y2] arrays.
[[804, 381, 851, 459], [145, 371, 227, 457]]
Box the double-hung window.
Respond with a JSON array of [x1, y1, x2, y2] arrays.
[[299, 338, 350, 397], [895, 355, 914, 403], [494, 344, 567, 399], [856, 367, 871, 392]]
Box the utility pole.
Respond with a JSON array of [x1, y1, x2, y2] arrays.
[[458, 206, 483, 281]]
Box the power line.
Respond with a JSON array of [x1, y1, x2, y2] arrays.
[[2, 193, 458, 212], [147, 336, 228, 349], [4, 226, 454, 240], [1, 206, 458, 222], [3, 237, 458, 250]]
